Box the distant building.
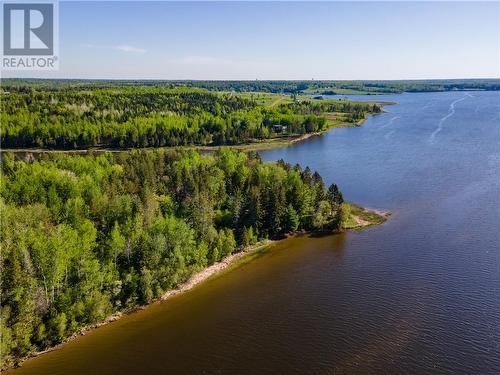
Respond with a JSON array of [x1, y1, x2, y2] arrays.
[[273, 124, 287, 133]]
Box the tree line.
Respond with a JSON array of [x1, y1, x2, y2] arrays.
[[0, 149, 346, 367], [2, 78, 499, 94]]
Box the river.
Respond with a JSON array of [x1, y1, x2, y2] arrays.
[[7, 91, 500, 374]]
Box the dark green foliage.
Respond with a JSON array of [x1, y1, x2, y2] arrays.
[[0, 149, 343, 366]]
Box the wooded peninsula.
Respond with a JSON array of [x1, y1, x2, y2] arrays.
[[0, 148, 388, 368], [0, 79, 403, 368]]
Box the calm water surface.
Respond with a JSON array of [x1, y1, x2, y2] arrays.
[[8, 91, 500, 374]]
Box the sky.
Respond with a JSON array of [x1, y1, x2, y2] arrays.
[[3, 1, 500, 80]]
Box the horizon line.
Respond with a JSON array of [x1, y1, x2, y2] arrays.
[[2, 77, 500, 82]]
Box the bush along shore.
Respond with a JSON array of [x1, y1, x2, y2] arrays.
[[0, 148, 390, 369]]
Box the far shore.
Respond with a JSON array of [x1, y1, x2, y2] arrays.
[[0, 130, 347, 155], [0, 131, 324, 156], [6, 205, 389, 371], [1, 103, 395, 157]]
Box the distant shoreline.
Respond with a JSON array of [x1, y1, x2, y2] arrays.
[[1, 102, 395, 156]]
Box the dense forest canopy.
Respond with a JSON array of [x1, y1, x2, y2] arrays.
[[1, 85, 379, 149], [0, 149, 346, 367]]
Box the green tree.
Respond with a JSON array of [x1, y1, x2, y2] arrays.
[[284, 204, 300, 233]]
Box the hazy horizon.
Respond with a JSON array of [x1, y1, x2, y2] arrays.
[[3, 77, 500, 82]]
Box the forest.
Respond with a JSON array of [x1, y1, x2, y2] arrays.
[[0, 85, 379, 149], [0, 149, 347, 367], [2, 78, 499, 95]]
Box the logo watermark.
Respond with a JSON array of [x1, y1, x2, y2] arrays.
[[2, 0, 58, 70]]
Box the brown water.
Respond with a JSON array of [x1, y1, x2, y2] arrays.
[[7, 91, 500, 374]]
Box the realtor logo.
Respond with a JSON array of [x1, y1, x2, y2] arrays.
[[3, 3, 53, 55], [2, 0, 58, 70]]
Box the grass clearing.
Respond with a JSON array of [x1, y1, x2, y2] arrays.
[[343, 203, 390, 230]]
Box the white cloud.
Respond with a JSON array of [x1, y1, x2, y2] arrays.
[[113, 45, 146, 54]]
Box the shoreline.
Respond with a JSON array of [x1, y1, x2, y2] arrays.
[[0, 131, 326, 156], [5, 207, 388, 371], [0, 103, 394, 157], [0, 130, 341, 155]]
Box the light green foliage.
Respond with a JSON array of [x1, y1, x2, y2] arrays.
[[241, 226, 258, 247], [285, 204, 300, 232]]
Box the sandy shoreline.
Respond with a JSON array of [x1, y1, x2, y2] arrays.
[[5, 239, 274, 370], [159, 240, 273, 302]]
